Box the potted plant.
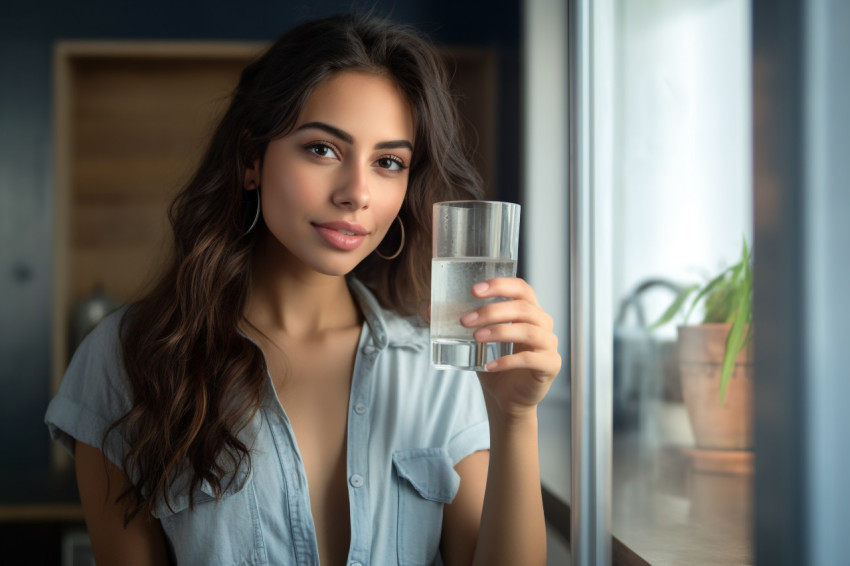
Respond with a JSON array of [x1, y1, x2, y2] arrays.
[[650, 239, 753, 472]]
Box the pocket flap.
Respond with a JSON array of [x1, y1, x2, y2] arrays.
[[392, 448, 460, 504], [149, 463, 251, 519], [149, 416, 260, 518]]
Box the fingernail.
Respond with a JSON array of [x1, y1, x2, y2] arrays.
[[484, 361, 497, 371], [460, 311, 479, 326], [472, 282, 489, 295], [475, 328, 491, 341]]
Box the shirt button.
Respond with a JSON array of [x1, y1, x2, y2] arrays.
[[354, 403, 367, 415], [349, 474, 364, 488]]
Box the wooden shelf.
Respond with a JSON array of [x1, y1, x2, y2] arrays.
[[0, 504, 84, 523], [0, 467, 82, 523]]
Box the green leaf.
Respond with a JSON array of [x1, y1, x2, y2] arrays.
[[739, 256, 754, 349], [719, 266, 752, 402], [718, 236, 753, 402], [741, 236, 751, 267], [648, 284, 699, 330], [741, 321, 754, 351], [687, 266, 735, 323]]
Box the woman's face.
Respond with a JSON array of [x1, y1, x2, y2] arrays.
[[246, 70, 414, 277]]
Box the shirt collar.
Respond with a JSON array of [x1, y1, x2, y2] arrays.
[[347, 277, 426, 351]]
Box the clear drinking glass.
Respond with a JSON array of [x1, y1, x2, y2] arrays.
[[430, 200, 521, 371]]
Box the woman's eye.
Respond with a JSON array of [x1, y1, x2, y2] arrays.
[[305, 143, 339, 159], [376, 157, 406, 171]]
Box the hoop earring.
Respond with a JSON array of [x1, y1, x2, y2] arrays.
[[376, 216, 405, 260], [245, 188, 261, 235]]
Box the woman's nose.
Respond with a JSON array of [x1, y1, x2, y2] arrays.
[[332, 161, 371, 210]]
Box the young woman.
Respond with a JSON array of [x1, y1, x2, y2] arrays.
[[46, 14, 560, 566]]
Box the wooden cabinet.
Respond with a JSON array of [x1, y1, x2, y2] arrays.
[[52, 42, 265, 469], [52, 41, 262, 390]]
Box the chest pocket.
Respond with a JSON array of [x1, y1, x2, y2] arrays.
[[152, 471, 268, 566], [393, 448, 460, 566]]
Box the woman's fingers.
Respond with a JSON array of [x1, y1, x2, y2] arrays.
[[472, 277, 539, 306], [483, 347, 561, 376], [463, 276, 561, 381], [461, 297, 554, 332], [473, 323, 559, 375], [471, 322, 558, 352]]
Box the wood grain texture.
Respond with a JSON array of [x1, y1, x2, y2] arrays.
[[51, 44, 256, 471]]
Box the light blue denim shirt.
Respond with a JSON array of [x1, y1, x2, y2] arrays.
[[46, 278, 490, 566]]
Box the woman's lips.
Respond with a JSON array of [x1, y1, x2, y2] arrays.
[[313, 221, 368, 251]]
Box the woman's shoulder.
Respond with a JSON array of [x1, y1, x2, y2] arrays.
[[348, 277, 428, 345], [85, 304, 128, 341], [46, 305, 134, 462], [382, 308, 429, 346], [375, 308, 479, 390], [68, 305, 129, 366], [52, 304, 136, 410]]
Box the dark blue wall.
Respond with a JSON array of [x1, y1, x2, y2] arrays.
[[0, 0, 520, 469]]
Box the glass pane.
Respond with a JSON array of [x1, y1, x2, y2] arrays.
[[609, 1, 753, 564]]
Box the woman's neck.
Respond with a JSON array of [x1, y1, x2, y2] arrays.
[[244, 240, 361, 340]]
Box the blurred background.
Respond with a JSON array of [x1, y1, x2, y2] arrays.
[[2, 0, 848, 565]]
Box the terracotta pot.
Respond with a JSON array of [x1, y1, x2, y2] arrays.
[[677, 324, 753, 450]]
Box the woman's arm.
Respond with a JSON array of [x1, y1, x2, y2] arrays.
[[442, 416, 546, 566], [75, 441, 171, 566], [441, 277, 560, 566], [477, 408, 546, 566], [441, 450, 488, 565]]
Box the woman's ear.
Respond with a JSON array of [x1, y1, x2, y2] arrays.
[[244, 159, 260, 191]]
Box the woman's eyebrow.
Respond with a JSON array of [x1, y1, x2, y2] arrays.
[[375, 140, 414, 152], [296, 121, 413, 152], [297, 121, 353, 143]]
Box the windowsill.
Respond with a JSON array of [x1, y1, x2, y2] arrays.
[[539, 396, 753, 566]]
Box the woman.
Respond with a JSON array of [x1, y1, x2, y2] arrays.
[[46, 14, 560, 566]]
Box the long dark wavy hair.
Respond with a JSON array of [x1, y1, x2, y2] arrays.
[[108, 14, 483, 523]]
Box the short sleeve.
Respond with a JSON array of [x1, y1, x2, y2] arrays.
[[440, 368, 490, 466], [44, 308, 133, 468]]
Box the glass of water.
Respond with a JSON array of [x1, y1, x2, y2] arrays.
[[430, 200, 521, 371]]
